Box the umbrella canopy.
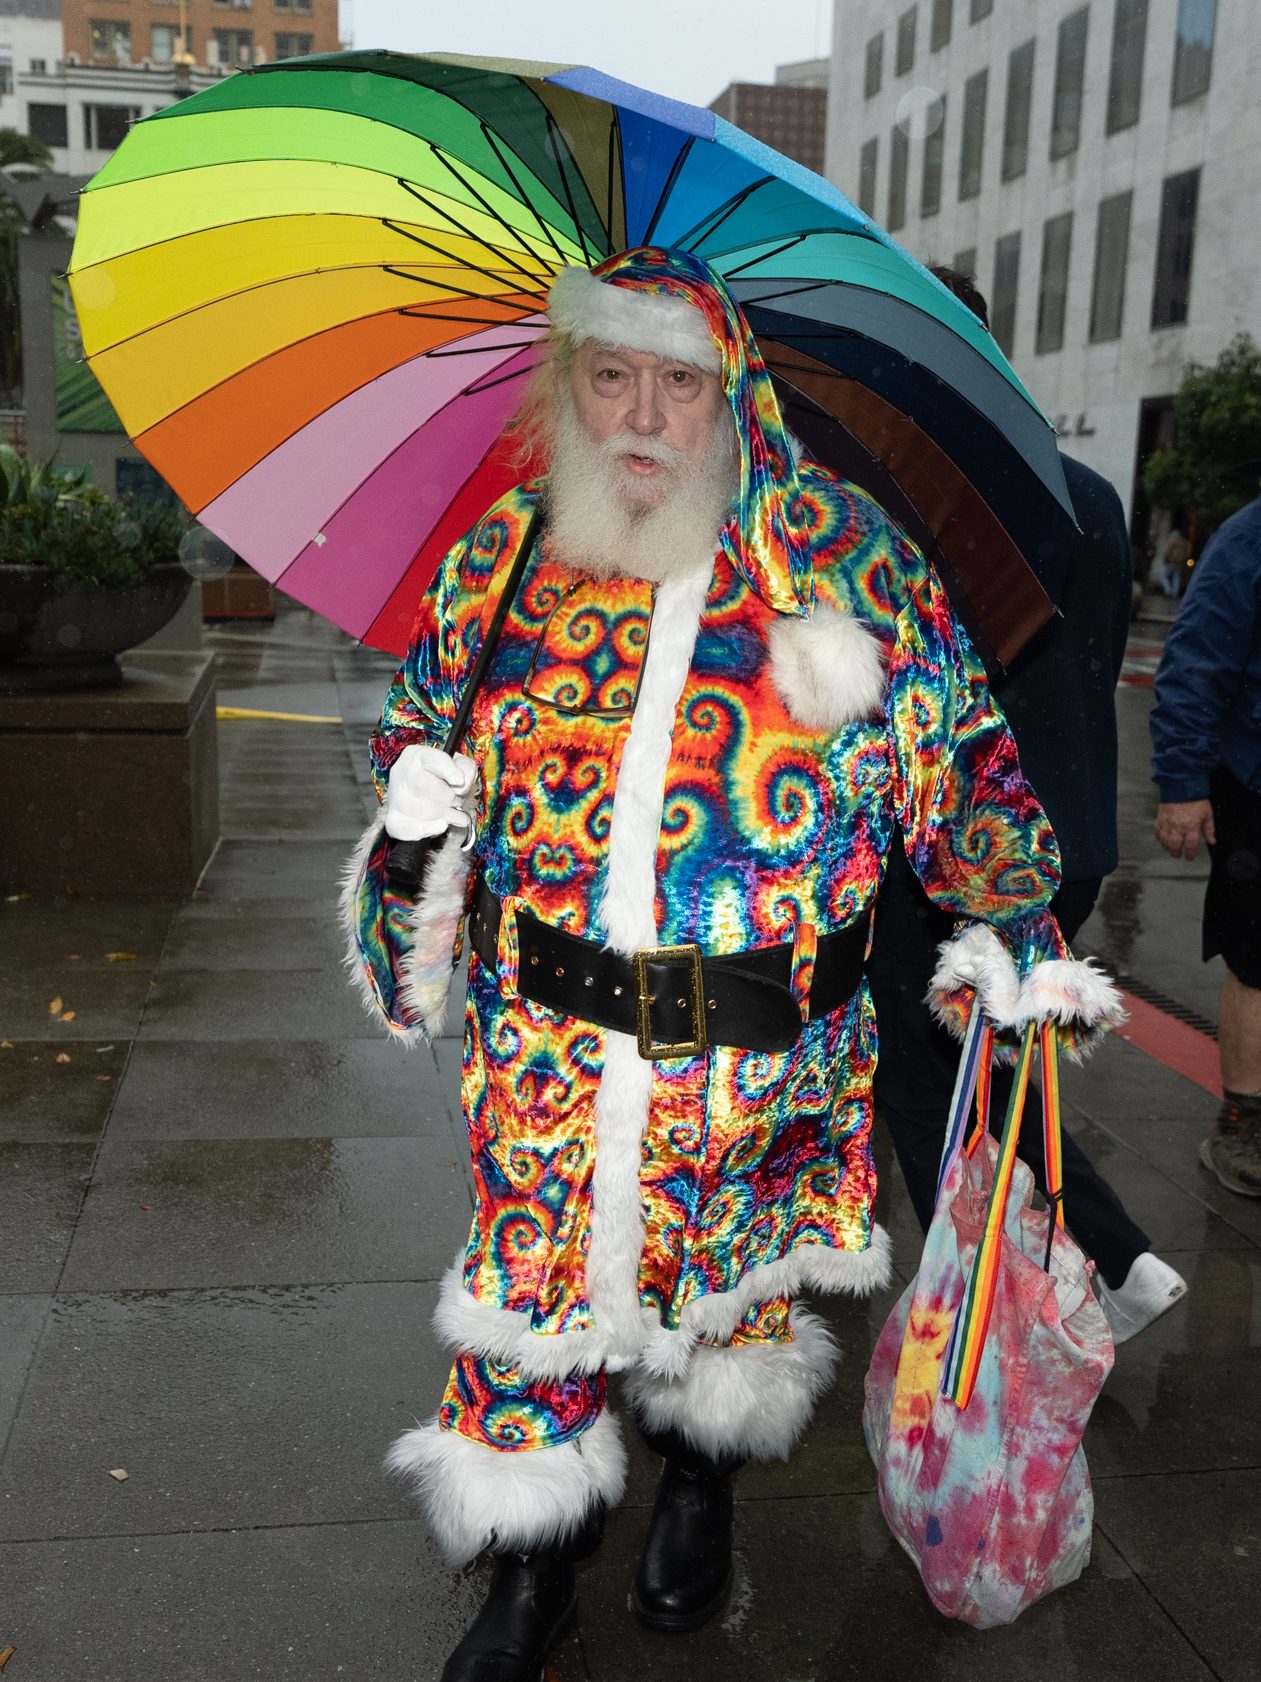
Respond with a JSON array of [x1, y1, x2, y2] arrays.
[[69, 49, 1072, 664]]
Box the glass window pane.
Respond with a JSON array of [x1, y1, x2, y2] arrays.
[[28, 102, 68, 149], [1107, 0, 1147, 133], [865, 32, 883, 98], [1151, 168, 1200, 327], [1050, 7, 1089, 160], [1171, 0, 1215, 104], [858, 136, 879, 216], [921, 95, 946, 218], [1036, 211, 1073, 354], [959, 67, 987, 200], [888, 122, 909, 231], [970, 0, 993, 18], [89, 19, 131, 63], [1089, 189, 1132, 341], [931, 0, 952, 51], [991, 230, 1021, 357], [953, 246, 978, 280], [1002, 38, 1035, 181], [896, 7, 917, 76]]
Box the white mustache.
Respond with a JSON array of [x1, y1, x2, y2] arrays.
[[599, 433, 688, 470]]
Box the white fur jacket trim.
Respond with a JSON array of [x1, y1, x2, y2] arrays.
[[928, 923, 1126, 1060], [385, 1407, 627, 1566], [548, 265, 722, 371], [339, 817, 471, 1045]]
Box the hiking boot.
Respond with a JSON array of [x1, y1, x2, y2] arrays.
[[1200, 1097, 1261, 1198], [631, 1426, 743, 1633]]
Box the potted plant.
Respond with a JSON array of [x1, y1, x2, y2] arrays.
[[0, 446, 192, 691]]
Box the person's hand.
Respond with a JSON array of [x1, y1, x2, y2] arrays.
[[1154, 798, 1216, 860], [384, 745, 478, 847]]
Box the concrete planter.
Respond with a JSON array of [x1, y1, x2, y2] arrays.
[[0, 561, 193, 692]]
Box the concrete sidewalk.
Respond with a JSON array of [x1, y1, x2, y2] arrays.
[[1, 608, 1257, 1682]]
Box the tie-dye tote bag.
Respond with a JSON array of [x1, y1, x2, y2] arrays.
[[863, 1008, 1114, 1627]]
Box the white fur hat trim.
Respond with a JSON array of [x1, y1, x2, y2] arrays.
[[547, 265, 722, 372]]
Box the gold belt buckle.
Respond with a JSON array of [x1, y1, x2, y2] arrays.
[[632, 943, 707, 1061]]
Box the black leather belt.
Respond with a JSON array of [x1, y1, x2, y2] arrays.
[[468, 877, 867, 1059]]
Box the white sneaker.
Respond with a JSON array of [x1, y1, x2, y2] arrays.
[[1097, 1252, 1188, 1344]]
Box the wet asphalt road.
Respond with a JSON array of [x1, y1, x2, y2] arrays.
[[1, 608, 1256, 1682]]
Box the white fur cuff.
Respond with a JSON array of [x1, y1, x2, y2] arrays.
[[928, 923, 1023, 1029], [625, 1305, 839, 1462], [385, 1409, 627, 1566], [548, 266, 722, 371]]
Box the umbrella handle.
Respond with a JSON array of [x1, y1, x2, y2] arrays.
[[382, 509, 542, 896]]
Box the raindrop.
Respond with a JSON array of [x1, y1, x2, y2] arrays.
[[113, 517, 141, 550], [57, 622, 82, 647], [178, 526, 235, 579], [896, 86, 946, 141]]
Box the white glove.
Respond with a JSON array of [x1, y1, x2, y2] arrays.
[[384, 744, 479, 849]]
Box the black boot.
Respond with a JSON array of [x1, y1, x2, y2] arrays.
[[631, 1426, 743, 1633], [440, 1545, 577, 1682]]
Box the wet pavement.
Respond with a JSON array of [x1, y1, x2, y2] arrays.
[[1, 609, 1257, 1682]]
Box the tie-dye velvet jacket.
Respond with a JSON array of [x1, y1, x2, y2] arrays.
[[343, 464, 1117, 1372]]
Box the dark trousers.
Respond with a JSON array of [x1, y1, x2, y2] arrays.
[[867, 844, 1149, 1289]]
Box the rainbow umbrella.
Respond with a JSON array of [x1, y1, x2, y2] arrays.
[[69, 49, 1073, 664]]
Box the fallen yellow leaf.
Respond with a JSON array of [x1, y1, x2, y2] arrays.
[[0, 1643, 17, 1670], [60, 1010, 76, 1022], [48, 995, 63, 1015], [108, 1468, 129, 1482], [55, 1052, 71, 1064], [105, 952, 138, 962], [0, 1040, 12, 1050]]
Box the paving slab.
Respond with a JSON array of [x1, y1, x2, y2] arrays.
[[3, 963, 160, 1041], [0, 1039, 127, 1142], [160, 910, 350, 972], [0, 1296, 50, 1456], [571, 1495, 1215, 1682], [107, 1040, 453, 1142], [61, 1136, 472, 1291], [0, 1519, 531, 1682], [136, 968, 378, 1041], [0, 1283, 450, 1541], [1098, 1468, 1261, 1682], [201, 840, 357, 887], [0, 1142, 95, 1291]]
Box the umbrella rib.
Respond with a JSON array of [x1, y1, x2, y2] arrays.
[[463, 359, 540, 397], [641, 137, 694, 247], [381, 235, 546, 303], [396, 307, 537, 324], [720, 232, 812, 279], [674, 175, 772, 253], [734, 280, 833, 307], [607, 110, 624, 249], [426, 340, 541, 357], [391, 184, 549, 295], [479, 122, 570, 270], [420, 145, 560, 282], [544, 113, 594, 266]]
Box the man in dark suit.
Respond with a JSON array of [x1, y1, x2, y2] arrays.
[[866, 267, 1187, 1343]]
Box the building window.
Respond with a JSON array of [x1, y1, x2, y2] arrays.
[[89, 19, 132, 64], [991, 230, 1021, 357], [858, 136, 879, 216], [930, 0, 952, 51], [1089, 189, 1132, 341], [921, 95, 946, 217], [1151, 168, 1200, 327], [958, 67, 987, 201], [969, 0, 993, 18], [1171, 0, 1215, 105], [1050, 7, 1089, 160], [887, 121, 909, 232], [273, 32, 312, 58], [83, 104, 139, 150], [1036, 212, 1073, 354], [953, 246, 978, 281], [1106, 0, 1147, 134], [275, 0, 314, 9], [213, 28, 254, 66], [0, 57, 12, 97], [29, 58, 47, 75], [151, 24, 193, 62], [213, 0, 253, 8], [1001, 38, 1035, 181], [28, 102, 68, 148], [895, 6, 917, 76], [864, 32, 883, 98]]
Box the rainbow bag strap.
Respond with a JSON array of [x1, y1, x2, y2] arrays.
[[941, 1017, 1064, 1409]]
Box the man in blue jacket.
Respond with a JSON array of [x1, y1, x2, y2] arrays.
[[1151, 486, 1261, 1197]]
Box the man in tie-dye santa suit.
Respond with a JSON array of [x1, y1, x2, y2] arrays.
[[342, 247, 1121, 1681]]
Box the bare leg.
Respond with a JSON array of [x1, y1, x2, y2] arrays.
[[1218, 969, 1261, 1093]]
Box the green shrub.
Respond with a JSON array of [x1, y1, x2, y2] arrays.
[[0, 447, 187, 587]]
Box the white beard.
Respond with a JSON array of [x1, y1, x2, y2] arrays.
[[543, 389, 738, 584]]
